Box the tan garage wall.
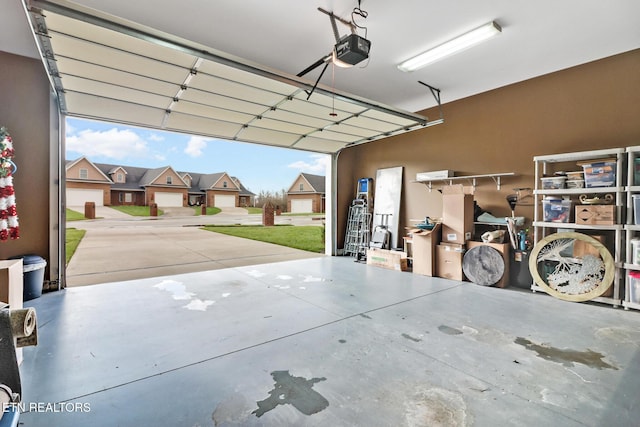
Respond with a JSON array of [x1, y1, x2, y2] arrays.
[[337, 49, 640, 247], [0, 52, 53, 272]]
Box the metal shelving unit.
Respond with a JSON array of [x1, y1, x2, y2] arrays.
[[623, 146, 640, 310], [531, 148, 625, 307]]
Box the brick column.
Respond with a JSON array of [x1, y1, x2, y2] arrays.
[[84, 202, 95, 219], [263, 201, 275, 226]]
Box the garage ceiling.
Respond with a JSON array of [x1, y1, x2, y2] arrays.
[[4, 0, 639, 153]]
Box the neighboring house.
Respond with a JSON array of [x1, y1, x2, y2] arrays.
[[287, 173, 325, 213], [66, 157, 114, 206], [181, 171, 241, 208], [65, 157, 254, 208], [232, 177, 255, 207]]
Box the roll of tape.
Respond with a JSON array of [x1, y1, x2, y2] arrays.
[[10, 308, 36, 338]]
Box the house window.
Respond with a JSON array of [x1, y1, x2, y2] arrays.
[[79, 168, 88, 179], [184, 177, 191, 186], [223, 181, 228, 188], [117, 173, 124, 183], [118, 193, 123, 203], [166, 176, 172, 185], [299, 183, 304, 191], [125, 193, 132, 203]]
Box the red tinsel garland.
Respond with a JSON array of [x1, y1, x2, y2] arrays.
[[0, 127, 19, 241]]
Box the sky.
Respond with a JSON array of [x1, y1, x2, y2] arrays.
[[65, 117, 329, 194]]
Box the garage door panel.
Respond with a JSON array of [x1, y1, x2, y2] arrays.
[[291, 199, 312, 213], [215, 194, 236, 208], [67, 189, 104, 206], [155, 192, 183, 207]]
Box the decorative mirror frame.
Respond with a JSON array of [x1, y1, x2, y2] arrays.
[[528, 232, 615, 302]]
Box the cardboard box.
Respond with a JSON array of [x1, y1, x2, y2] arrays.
[[436, 244, 465, 281], [441, 185, 474, 244], [367, 248, 408, 271], [575, 205, 616, 225], [416, 170, 454, 180], [465, 241, 510, 288], [412, 224, 441, 276], [573, 235, 605, 258]]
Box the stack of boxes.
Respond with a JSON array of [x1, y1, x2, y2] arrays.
[[411, 184, 510, 286], [437, 185, 474, 280]]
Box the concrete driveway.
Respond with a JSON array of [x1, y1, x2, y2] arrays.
[[65, 206, 324, 286]]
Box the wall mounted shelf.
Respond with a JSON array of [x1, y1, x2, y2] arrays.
[[414, 172, 515, 191]]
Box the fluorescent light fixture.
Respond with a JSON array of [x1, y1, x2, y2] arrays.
[[398, 21, 501, 72]]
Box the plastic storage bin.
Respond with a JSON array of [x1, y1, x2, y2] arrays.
[[631, 239, 640, 265], [628, 271, 640, 303], [581, 161, 616, 188], [633, 194, 640, 225], [543, 198, 572, 223], [566, 179, 585, 189], [10, 254, 47, 301], [540, 176, 566, 189]]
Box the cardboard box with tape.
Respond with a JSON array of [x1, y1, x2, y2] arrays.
[[441, 185, 474, 244]]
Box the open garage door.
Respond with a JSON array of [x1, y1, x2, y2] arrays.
[[67, 188, 104, 206], [214, 194, 236, 208], [291, 199, 312, 213], [154, 192, 183, 207]]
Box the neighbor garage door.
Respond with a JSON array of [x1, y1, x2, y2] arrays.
[[154, 192, 183, 207], [67, 188, 104, 206], [214, 194, 236, 208], [291, 199, 312, 213]]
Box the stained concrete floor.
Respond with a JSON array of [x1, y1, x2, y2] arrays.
[[18, 257, 640, 426]]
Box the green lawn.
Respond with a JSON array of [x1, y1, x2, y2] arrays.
[[111, 205, 163, 216], [194, 206, 221, 216], [66, 208, 86, 221], [65, 227, 86, 265], [203, 225, 325, 253], [245, 207, 263, 214]]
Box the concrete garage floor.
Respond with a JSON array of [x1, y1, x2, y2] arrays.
[[19, 257, 640, 426]]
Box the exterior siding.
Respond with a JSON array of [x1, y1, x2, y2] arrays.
[[153, 169, 185, 186], [211, 173, 238, 190], [67, 158, 110, 182], [290, 176, 308, 192]]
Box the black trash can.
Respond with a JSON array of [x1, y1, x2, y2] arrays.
[[10, 255, 47, 301], [509, 250, 532, 289]]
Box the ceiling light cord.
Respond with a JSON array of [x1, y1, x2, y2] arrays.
[[351, 1, 370, 68], [351, 2, 368, 38]]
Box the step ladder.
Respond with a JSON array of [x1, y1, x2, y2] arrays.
[[343, 199, 372, 259]]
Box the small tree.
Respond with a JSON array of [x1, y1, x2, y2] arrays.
[[255, 189, 288, 212]]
